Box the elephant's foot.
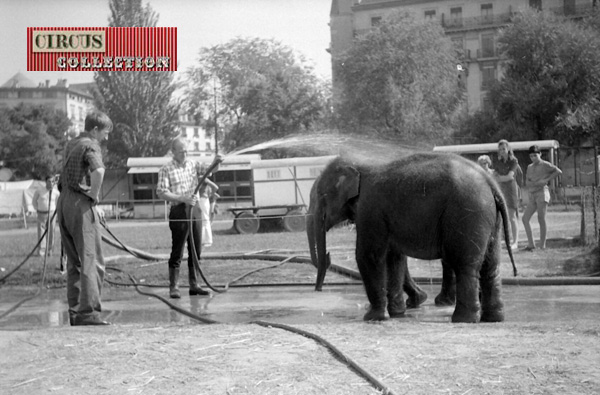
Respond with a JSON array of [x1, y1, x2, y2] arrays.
[[363, 307, 387, 321], [434, 291, 456, 306], [480, 309, 504, 322], [387, 304, 406, 318], [406, 290, 428, 309], [451, 304, 479, 323], [387, 294, 407, 318]]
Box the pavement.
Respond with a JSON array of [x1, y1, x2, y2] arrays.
[[1, 283, 599, 329]]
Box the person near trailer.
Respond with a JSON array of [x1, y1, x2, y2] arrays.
[[156, 137, 222, 299], [198, 176, 219, 248], [522, 145, 563, 251], [493, 139, 521, 250], [57, 110, 112, 326], [32, 175, 60, 257], [477, 155, 493, 174]]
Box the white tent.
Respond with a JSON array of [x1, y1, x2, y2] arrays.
[[0, 179, 46, 216]]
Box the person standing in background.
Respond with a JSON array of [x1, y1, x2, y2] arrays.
[[32, 175, 59, 257], [522, 145, 563, 251], [198, 176, 219, 248], [493, 140, 520, 250], [477, 155, 493, 174]]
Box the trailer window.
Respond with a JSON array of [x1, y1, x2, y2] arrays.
[[215, 171, 234, 182], [133, 173, 155, 185], [133, 189, 153, 200], [236, 186, 252, 198], [267, 169, 281, 179], [236, 170, 251, 181]]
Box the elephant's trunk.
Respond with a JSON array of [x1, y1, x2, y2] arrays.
[[314, 198, 331, 292]]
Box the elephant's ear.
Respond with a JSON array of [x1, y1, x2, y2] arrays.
[[336, 166, 360, 203]]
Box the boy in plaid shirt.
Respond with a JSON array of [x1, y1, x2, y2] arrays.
[[57, 110, 112, 326]]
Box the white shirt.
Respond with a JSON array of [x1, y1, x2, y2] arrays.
[[33, 187, 60, 213]]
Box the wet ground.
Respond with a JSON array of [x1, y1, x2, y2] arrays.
[[1, 283, 599, 329]]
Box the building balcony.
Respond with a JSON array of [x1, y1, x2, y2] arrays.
[[442, 11, 514, 32], [548, 3, 595, 17]]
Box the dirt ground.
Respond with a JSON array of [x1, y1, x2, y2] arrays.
[[1, 319, 599, 395], [1, 213, 599, 394]]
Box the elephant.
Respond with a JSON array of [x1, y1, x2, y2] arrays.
[[306, 173, 429, 312], [307, 152, 517, 323]]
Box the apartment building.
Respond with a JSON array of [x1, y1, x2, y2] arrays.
[[329, 0, 594, 113], [177, 112, 216, 156], [0, 72, 94, 135]]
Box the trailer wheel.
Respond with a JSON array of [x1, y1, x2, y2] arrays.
[[234, 212, 260, 234], [282, 209, 306, 232]]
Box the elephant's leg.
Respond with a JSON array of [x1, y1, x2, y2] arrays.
[[444, 241, 483, 323], [452, 265, 481, 323], [402, 257, 428, 309], [386, 251, 406, 318], [356, 237, 387, 321], [479, 234, 505, 322], [434, 259, 456, 306]]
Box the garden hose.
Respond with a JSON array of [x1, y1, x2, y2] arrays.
[[106, 259, 399, 395], [0, 204, 55, 320]]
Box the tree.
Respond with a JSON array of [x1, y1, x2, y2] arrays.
[[93, 0, 180, 166], [185, 37, 327, 153], [488, 9, 600, 145], [0, 104, 70, 180], [333, 10, 464, 145]]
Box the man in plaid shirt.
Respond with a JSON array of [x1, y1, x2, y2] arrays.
[[57, 110, 112, 326], [157, 137, 221, 298]]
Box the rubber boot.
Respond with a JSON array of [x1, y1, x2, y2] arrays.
[[188, 266, 209, 296], [169, 267, 181, 299]]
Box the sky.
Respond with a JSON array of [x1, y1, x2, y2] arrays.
[[0, 0, 333, 86]]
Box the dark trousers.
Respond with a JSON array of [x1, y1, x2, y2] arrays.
[[57, 189, 105, 320], [168, 204, 202, 270]]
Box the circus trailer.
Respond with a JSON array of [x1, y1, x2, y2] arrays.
[[125, 154, 261, 219], [227, 156, 336, 234]]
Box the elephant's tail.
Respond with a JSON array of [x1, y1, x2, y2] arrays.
[[492, 186, 518, 277]]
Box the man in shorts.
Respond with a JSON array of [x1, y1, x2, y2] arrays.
[[522, 145, 562, 251]]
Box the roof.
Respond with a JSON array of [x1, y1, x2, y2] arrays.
[[251, 156, 337, 169], [1, 72, 36, 88], [433, 140, 560, 154]]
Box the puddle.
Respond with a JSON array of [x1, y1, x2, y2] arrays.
[[1, 284, 599, 329]]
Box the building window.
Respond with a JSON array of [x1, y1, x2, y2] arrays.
[[206, 142, 212, 151], [481, 34, 495, 58], [452, 36, 465, 56], [371, 16, 382, 27], [424, 10, 436, 20], [481, 4, 493, 24], [529, 0, 542, 11], [481, 66, 496, 91], [193, 127, 199, 137], [194, 142, 199, 151], [18, 91, 33, 99], [450, 7, 463, 27], [70, 105, 76, 119]]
